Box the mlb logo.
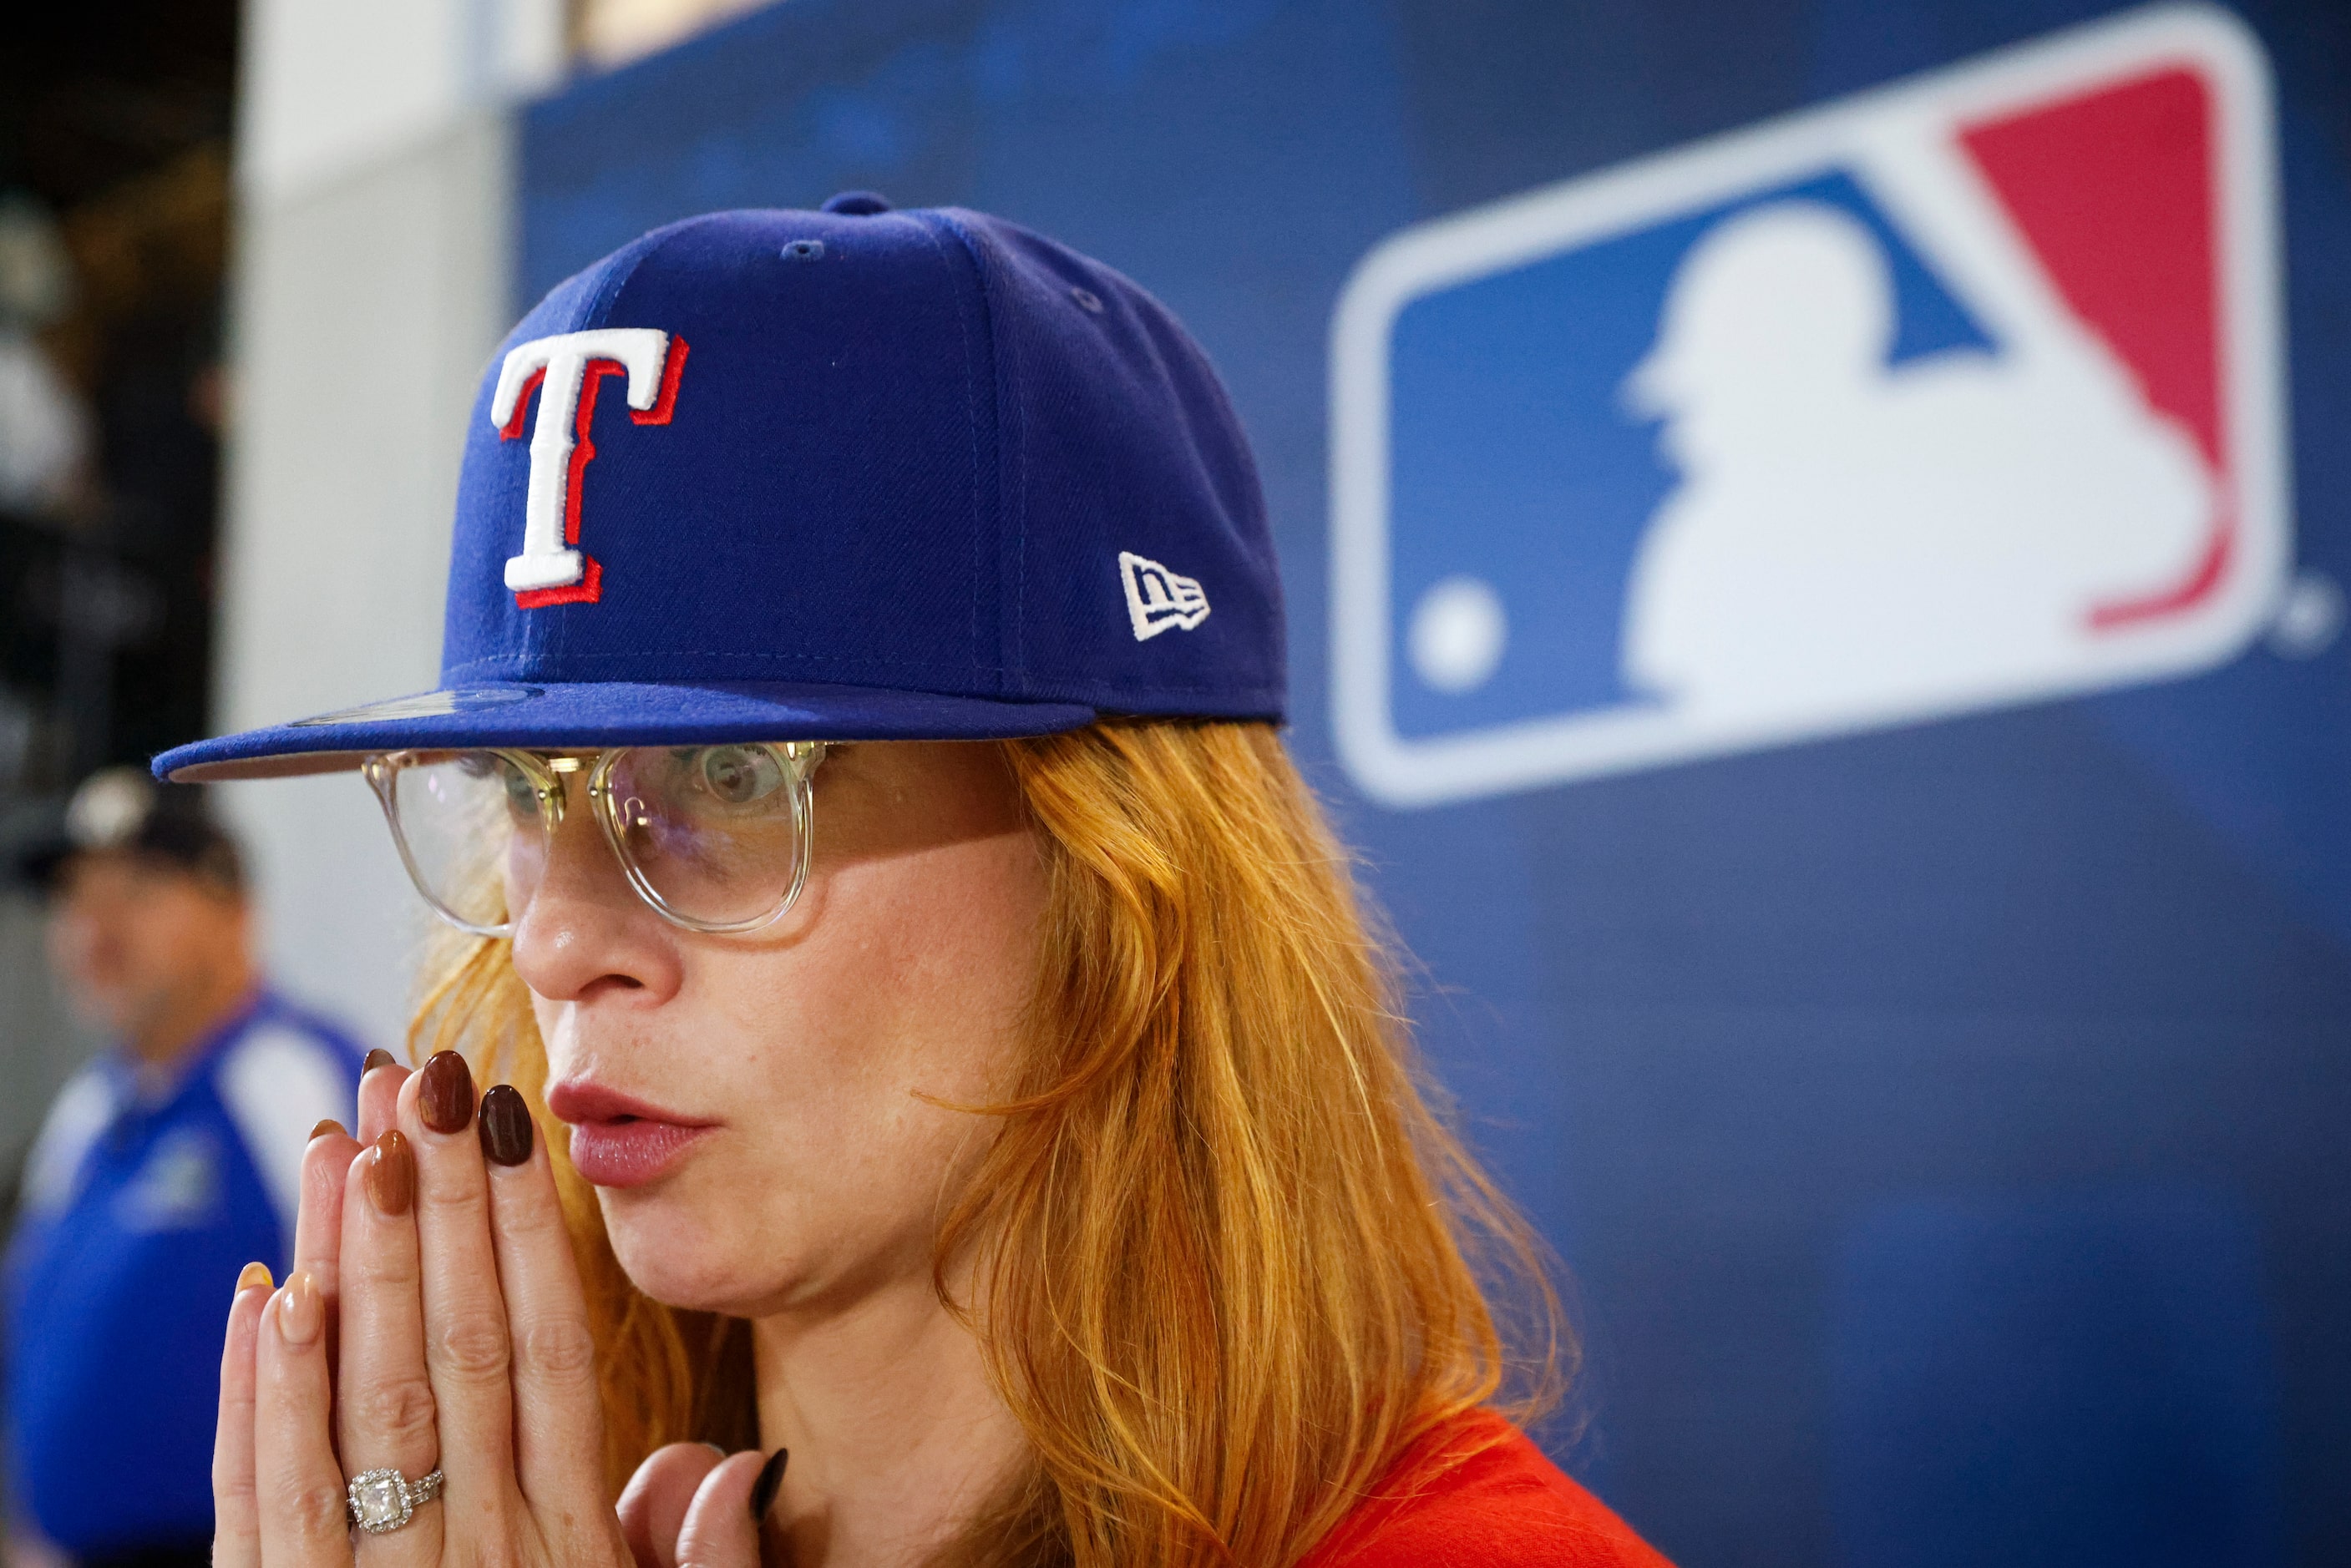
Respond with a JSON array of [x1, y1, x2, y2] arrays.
[[1330, 5, 2286, 807]]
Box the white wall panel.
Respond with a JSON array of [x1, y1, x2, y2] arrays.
[[218, 0, 564, 1044]]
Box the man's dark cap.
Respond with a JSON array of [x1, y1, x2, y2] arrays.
[[9, 766, 246, 894]]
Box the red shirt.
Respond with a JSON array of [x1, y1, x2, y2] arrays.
[[1300, 1409, 1675, 1568]]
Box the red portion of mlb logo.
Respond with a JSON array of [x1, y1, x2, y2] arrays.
[[1960, 68, 2228, 630]]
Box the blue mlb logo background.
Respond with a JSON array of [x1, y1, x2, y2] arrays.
[[1332, 6, 2284, 807]]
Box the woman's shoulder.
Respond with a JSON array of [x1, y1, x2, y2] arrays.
[[1300, 1408, 1676, 1568]]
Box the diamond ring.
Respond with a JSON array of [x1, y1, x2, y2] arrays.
[[347, 1465, 444, 1534]]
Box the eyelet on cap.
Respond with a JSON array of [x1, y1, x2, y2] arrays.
[[782, 239, 825, 260], [820, 191, 892, 215], [1070, 286, 1104, 313]]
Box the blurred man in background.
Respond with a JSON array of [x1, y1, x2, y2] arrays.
[[3, 768, 365, 1567]]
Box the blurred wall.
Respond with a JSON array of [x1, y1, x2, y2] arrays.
[[219, 0, 558, 1043]]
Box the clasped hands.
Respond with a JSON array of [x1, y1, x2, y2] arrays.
[[214, 1050, 783, 1566]]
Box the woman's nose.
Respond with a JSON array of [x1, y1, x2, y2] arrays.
[[507, 799, 684, 1005]]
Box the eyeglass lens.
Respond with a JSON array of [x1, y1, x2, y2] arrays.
[[375, 745, 813, 934], [379, 753, 534, 933], [601, 745, 809, 927]]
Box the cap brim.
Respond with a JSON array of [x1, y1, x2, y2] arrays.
[[154, 680, 1098, 782]]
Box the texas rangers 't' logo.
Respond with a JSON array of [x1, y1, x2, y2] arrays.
[[491, 328, 689, 607]]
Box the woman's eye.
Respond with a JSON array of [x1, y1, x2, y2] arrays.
[[497, 763, 542, 819], [692, 746, 783, 806]]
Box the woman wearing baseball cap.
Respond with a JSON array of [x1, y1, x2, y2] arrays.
[[175, 197, 1671, 1568]]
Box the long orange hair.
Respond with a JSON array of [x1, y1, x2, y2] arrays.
[[408, 721, 1565, 1566]]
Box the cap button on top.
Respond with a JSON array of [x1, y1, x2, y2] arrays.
[[821, 191, 892, 215]]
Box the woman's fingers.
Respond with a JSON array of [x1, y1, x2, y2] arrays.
[[672, 1451, 778, 1568], [618, 1445, 725, 1568], [252, 1270, 356, 1565], [294, 1125, 362, 1361], [296, 1125, 361, 1282], [336, 1130, 443, 1560], [402, 1050, 520, 1526], [212, 1261, 274, 1568], [357, 1050, 407, 1145], [479, 1085, 608, 1507]]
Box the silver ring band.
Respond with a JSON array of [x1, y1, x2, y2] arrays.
[[347, 1465, 444, 1534]]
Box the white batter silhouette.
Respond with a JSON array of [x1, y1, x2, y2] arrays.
[[1619, 200, 2212, 721]]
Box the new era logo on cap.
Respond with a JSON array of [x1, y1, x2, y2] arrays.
[[1121, 552, 1210, 640]]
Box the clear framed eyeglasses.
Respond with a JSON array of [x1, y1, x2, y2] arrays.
[[362, 742, 828, 938]]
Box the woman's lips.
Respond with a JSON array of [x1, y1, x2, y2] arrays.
[[546, 1079, 715, 1190], [565, 1120, 712, 1188]]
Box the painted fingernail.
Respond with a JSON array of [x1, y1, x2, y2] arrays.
[[369, 1130, 415, 1215], [419, 1050, 475, 1134], [479, 1084, 534, 1167], [363, 1047, 398, 1072], [750, 1447, 788, 1520], [235, 1261, 273, 1297], [310, 1118, 345, 1141], [276, 1271, 322, 1346]]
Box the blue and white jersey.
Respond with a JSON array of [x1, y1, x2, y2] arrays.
[[4, 989, 364, 1556]]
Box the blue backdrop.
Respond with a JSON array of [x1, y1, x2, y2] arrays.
[[517, 3, 2351, 1561]]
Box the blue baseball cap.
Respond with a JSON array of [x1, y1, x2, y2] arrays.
[[156, 195, 1284, 781]]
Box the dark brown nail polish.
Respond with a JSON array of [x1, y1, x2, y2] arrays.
[[309, 1119, 344, 1141], [479, 1085, 534, 1167], [750, 1447, 788, 1520], [363, 1047, 397, 1073], [418, 1050, 475, 1135], [369, 1130, 414, 1216]]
